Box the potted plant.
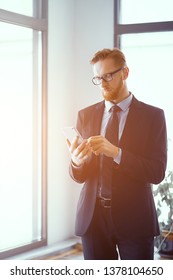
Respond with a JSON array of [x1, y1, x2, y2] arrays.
[[153, 170, 173, 258]]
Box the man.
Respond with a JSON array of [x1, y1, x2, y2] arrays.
[[67, 48, 167, 260]]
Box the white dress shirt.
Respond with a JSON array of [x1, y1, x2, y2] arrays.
[[100, 92, 133, 164]]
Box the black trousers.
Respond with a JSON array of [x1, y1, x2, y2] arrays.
[[81, 200, 154, 260]]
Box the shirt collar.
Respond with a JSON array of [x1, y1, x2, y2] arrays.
[[105, 92, 133, 113]]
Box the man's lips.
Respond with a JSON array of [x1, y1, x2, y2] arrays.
[[102, 86, 110, 91]]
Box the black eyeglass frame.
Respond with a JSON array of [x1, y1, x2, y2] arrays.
[[92, 67, 124, 85]]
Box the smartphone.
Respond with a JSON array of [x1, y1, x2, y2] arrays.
[[61, 126, 83, 144]]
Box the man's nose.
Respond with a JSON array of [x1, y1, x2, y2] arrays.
[[100, 78, 107, 87]]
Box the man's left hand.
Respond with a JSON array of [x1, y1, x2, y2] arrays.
[[88, 135, 119, 158]]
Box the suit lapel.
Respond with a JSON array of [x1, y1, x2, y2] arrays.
[[119, 97, 141, 147], [92, 100, 105, 135], [85, 97, 142, 147]]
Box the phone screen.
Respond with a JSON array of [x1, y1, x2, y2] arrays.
[[61, 126, 83, 143]]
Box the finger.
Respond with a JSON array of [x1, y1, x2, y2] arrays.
[[73, 142, 88, 158], [88, 136, 107, 150], [66, 139, 71, 148], [90, 140, 112, 156], [76, 139, 88, 152], [91, 144, 104, 155], [90, 140, 104, 151], [71, 136, 80, 148], [77, 144, 91, 159], [70, 136, 83, 153], [88, 135, 103, 144], [79, 149, 92, 162]]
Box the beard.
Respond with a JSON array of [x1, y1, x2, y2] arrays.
[[102, 80, 123, 101]]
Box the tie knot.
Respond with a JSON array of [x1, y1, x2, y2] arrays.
[[110, 105, 121, 113]]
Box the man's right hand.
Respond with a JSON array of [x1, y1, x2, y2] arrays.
[[67, 136, 92, 167]]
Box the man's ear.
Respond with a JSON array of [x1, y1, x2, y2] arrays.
[[123, 67, 129, 80]]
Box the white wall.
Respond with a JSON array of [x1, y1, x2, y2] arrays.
[[47, 0, 114, 245], [74, 0, 114, 110]]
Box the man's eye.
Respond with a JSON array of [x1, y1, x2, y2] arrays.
[[103, 74, 111, 80]]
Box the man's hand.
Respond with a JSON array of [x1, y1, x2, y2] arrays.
[[67, 136, 92, 167], [88, 135, 119, 158]]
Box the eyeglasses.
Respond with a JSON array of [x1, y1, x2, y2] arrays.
[[92, 67, 124, 85]]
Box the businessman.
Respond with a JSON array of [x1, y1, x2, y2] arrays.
[[67, 48, 167, 259]]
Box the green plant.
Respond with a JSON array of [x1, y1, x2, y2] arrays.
[[153, 170, 173, 256], [153, 170, 173, 231]]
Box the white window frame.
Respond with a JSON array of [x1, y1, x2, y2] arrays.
[[0, 0, 48, 259]]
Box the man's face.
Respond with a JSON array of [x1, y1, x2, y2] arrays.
[[93, 58, 127, 102]]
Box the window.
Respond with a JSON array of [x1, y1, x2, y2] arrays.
[[0, 0, 48, 259], [0, 0, 33, 16], [114, 0, 173, 225], [121, 32, 173, 170], [120, 0, 173, 24]]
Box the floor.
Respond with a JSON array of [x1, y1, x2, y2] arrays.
[[35, 243, 84, 260], [36, 244, 170, 260]]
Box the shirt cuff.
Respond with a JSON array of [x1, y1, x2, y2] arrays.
[[113, 148, 122, 164]]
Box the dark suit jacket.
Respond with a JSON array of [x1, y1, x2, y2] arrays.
[[69, 96, 167, 238]]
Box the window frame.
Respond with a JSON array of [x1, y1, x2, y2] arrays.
[[114, 0, 173, 47], [0, 0, 48, 259], [113, 0, 173, 239]]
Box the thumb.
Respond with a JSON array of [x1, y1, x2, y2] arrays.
[[66, 138, 71, 148]]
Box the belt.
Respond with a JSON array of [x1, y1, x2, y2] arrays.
[[96, 197, 111, 208]]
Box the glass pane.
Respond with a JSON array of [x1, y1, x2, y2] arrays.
[[121, 32, 173, 223], [0, 22, 42, 252], [0, 0, 33, 17], [121, 32, 173, 174], [120, 0, 173, 24]]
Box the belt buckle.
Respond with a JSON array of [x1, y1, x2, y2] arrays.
[[100, 197, 111, 208]]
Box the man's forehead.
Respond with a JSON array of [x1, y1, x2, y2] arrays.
[[93, 58, 118, 74]]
